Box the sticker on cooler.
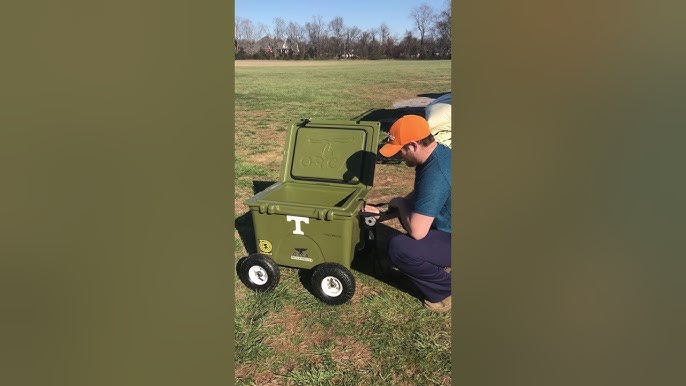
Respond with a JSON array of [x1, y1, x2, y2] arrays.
[[258, 239, 273, 254], [291, 248, 312, 262], [286, 215, 309, 235]]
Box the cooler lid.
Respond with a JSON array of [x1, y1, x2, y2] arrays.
[[281, 119, 380, 187]]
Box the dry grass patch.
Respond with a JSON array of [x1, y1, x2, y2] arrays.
[[350, 280, 380, 304], [234, 282, 247, 302], [235, 363, 284, 386], [249, 151, 283, 167], [330, 336, 373, 371], [262, 305, 330, 362]]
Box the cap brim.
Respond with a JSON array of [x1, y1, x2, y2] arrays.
[[379, 143, 402, 158]]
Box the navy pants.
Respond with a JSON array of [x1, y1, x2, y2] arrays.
[[387, 229, 452, 303]]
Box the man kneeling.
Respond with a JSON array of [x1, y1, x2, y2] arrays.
[[364, 115, 452, 313]]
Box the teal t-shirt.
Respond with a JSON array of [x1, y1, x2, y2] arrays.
[[413, 144, 451, 233]]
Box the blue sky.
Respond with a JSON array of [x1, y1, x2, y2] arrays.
[[235, 0, 449, 38]]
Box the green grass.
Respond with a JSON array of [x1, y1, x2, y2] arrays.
[[234, 155, 277, 190], [235, 162, 270, 179], [235, 60, 450, 123], [234, 60, 451, 386]]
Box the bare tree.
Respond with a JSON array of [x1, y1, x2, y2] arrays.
[[273, 17, 287, 43], [235, 17, 252, 44], [329, 16, 345, 58], [368, 28, 383, 59], [305, 15, 327, 58], [286, 21, 305, 56], [344, 26, 361, 58], [398, 31, 420, 59], [410, 3, 436, 57], [255, 22, 270, 41], [235, 16, 271, 55], [271, 18, 287, 58], [434, 0, 451, 58], [379, 22, 395, 58], [379, 23, 391, 44], [235, 17, 258, 54], [354, 28, 379, 59]]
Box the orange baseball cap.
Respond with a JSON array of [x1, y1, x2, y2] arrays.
[[379, 115, 431, 157]]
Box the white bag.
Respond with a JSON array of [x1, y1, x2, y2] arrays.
[[425, 93, 451, 148]]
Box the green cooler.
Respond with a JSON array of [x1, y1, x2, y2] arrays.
[[237, 119, 380, 304]]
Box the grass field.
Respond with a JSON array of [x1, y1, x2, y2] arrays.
[[234, 60, 451, 385]]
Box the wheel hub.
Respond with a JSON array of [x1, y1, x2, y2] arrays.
[[248, 265, 268, 285], [321, 276, 343, 297]]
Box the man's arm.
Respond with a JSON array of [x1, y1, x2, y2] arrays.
[[388, 197, 434, 240], [362, 190, 434, 238]]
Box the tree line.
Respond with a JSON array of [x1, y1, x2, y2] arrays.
[[235, 1, 450, 60]]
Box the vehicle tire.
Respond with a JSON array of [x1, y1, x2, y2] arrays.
[[237, 254, 280, 292], [310, 263, 356, 305]]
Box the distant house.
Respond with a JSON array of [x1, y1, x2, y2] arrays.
[[275, 40, 300, 56]]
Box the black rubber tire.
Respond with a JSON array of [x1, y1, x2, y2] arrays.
[[237, 254, 280, 292], [310, 263, 356, 305]]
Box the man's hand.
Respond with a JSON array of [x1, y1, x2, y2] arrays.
[[363, 204, 381, 214], [361, 204, 398, 223]]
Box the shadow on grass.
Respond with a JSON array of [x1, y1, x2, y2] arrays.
[[235, 180, 278, 256], [417, 91, 451, 99], [352, 91, 450, 131], [349, 223, 425, 300], [235, 211, 256, 255]]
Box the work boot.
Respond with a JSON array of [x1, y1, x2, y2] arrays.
[[423, 295, 451, 313]]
